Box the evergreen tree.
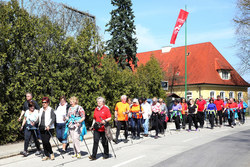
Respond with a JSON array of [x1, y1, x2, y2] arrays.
[[106, 0, 138, 70]]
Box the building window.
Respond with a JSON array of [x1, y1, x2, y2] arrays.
[[238, 92, 242, 100], [229, 91, 234, 99], [220, 70, 230, 80], [187, 91, 192, 100], [220, 92, 225, 100], [161, 81, 168, 90], [210, 91, 215, 99]]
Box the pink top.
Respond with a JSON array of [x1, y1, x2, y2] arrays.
[[152, 103, 161, 113]]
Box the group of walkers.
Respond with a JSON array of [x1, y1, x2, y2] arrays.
[[170, 95, 248, 132], [19, 93, 248, 161]]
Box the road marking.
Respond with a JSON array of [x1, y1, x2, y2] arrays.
[[183, 137, 199, 142], [112, 155, 146, 167]]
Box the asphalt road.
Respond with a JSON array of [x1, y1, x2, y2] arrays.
[[155, 129, 250, 167], [1, 122, 250, 167]]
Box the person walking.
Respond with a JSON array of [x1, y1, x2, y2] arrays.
[[142, 98, 152, 137], [187, 99, 198, 132], [130, 98, 144, 139], [114, 95, 130, 144], [19, 92, 40, 122], [181, 98, 188, 130], [214, 95, 224, 127], [228, 98, 237, 128], [65, 96, 85, 158], [54, 95, 70, 153], [207, 99, 217, 129], [240, 98, 248, 124], [89, 97, 111, 160], [159, 98, 167, 134], [38, 97, 56, 161], [151, 97, 161, 139], [196, 96, 207, 128], [170, 100, 182, 131], [20, 101, 41, 157]]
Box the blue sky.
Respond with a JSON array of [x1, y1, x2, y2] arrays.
[[43, 0, 248, 82]]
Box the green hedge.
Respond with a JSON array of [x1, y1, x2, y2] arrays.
[[0, 0, 166, 145]]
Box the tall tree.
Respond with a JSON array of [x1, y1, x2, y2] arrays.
[[234, 0, 250, 75], [106, 0, 138, 70]]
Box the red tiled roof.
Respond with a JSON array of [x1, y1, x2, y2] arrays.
[[136, 42, 250, 87]]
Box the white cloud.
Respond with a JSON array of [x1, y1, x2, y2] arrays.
[[136, 24, 167, 52]]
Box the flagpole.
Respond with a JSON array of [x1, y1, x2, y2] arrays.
[[185, 5, 187, 99]]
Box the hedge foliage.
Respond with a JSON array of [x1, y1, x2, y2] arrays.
[[0, 0, 166, 144]]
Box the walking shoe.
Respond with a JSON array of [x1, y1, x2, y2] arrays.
[[35, 150, 41, 156], [144, 134, 148, 137], [132, 136, 136, 140], [124, 139, 128, 143], [154, 136, 159, 139], [231, 125, 234, 128], [103, 155, 109, 159], [61, 149, 66, 154], [50, 153, 55, 160], [136, 136, 140, 140], [42, 156, 50, 161], [20, 151, 28, 157], [76, 153, 81, 159], [65, 143, 69, 150], [89, 156, 96, 161], [72, 154, 77, 158], [188, 130, 191, 132], [113, 139, 118, 144]]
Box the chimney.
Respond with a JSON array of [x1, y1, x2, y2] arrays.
[[162, 46, 172, 53]]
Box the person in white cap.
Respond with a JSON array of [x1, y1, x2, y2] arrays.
[[130, 98, 144, 139]]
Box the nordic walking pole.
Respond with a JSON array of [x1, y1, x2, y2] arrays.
[[90, 130, 104, 156], [82, 136, 91, 156], [105, 133, 116, 158], [99, 117, 116, 158], [47, 130, 64, 159]]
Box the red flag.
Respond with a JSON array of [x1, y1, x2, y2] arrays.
[[170, 9, 189, 44]]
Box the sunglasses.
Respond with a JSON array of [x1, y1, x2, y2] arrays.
[[42, 101, 47, 104]]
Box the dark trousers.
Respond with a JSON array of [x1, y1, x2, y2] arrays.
[[238, 110, 242, 121], [152, 113, 159, 136], [40, 129, 54, 157], [131, 118, 141, 137], [223, 111, 228, 123], [197, 112, 205, 128], [182, 114, 187, 129], [228, 111, 235, 126], [92, 130, 109, 158], [188, 114, 198, 130], [116, 121, 128, 140], [217, 110, 223, 125], [242, 111, 246, 124], [159, 114, 166, 133], [24, 126, 40, 152], [208, 113, 215, 128], [174, 115, 181, 130]]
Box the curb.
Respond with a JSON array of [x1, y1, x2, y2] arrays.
[[0, 131, 95, 160]]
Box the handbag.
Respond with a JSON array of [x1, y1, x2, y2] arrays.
[[93, 122, 102, 130]]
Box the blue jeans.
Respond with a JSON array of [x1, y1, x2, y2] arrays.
[[56, 123, 67, 143], [143, 118, 149, 134], [131, 118, 141, 137]]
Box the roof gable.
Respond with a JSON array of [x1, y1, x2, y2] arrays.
[[136, 42, 249, 87]]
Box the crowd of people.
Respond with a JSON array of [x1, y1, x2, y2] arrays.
[[18, 93, 248, 161]]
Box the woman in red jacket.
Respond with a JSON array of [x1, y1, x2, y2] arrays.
[[89, 97, 111, 160]]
